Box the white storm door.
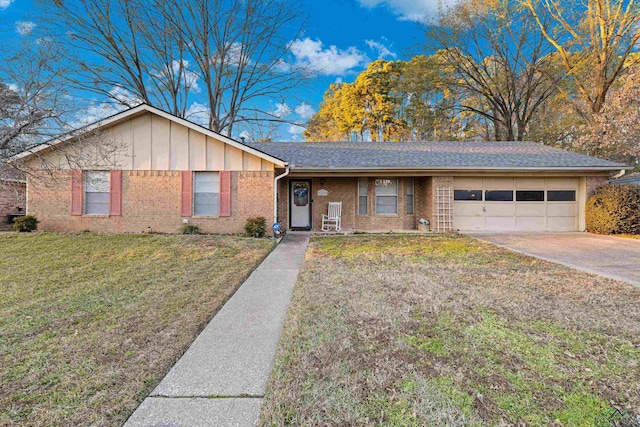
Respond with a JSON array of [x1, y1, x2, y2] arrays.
[[290, 180, 311, 228]]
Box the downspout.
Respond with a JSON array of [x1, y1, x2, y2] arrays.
[[274, 164, 290, 227]]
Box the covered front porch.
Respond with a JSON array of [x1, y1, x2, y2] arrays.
[[276, 174, 453, 232]]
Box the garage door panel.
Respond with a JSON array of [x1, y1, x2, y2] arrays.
[[485, 216, 516, 230], [485, 203, 515, 216], [516, 217, 546, 230], [547, 203, 576, 217], [516, 178, 545, 189], [454, 177, 482, 189], [452, 177, 579, 232], [453, 202, 484, 216], [483, 178, 514, 189], [516, 203, 546, 216], [545, 178, 576, 189], [454, 216, 485, 230], [547, 216, 577, 231]]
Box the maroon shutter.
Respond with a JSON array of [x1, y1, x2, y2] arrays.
[[181, 171, 193, 217], [109, 170, 122, 216], [70, 170, 83, 216], [219, 171, 231, 217]]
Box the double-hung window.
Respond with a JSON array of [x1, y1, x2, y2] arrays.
[[406, 179, 414, 214], [84, 171, 110, 215], [194, 172, 220, 216], [358, 178, 368, 215], [375, 178, 398, 214]]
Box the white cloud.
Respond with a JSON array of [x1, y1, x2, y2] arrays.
[[294, 103, 316, 120], [185, 101, 210, 127], [271, 102, 292, 118], [334, 77, 343, 85], [358, 0, 458, 22], [365, 39, 397, 59], [0, 0, 15, 10], [289, 38, 369, 76], [15, 21, 36, 36], [287, 124, 305, 140]]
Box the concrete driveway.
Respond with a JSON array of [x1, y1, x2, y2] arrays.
[[469, 233, 640, 286]]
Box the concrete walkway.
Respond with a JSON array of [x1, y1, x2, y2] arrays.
[[124, 232, 310, 427], [470, 232, 640, 286]]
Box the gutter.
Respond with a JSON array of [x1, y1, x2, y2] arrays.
[[273, 164, 290, 227]]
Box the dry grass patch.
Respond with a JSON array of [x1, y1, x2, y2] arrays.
[[0, 232, 274, 426], [260, 235, 640, 426]]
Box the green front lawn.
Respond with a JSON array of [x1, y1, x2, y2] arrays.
[[260, 235, 640, 426], [0, 232, 274, 426]]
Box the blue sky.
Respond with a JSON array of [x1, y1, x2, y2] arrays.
[[0, 0, 453, 140]]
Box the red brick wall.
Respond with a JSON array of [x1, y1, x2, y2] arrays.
[[28, 170, 273, 234], [0, 181, 26, 222]]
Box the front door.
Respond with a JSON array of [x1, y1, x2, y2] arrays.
[[290, 180, 311, 229]]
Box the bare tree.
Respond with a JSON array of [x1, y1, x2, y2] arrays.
[[428, 0, 559, 141], [1, 36, 128, 181], [0, 39, 70, 166], [522, 0, 640, 115], [43, 0, 308, 136]]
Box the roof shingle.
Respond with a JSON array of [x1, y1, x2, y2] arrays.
[[245, 141, 626, 170]]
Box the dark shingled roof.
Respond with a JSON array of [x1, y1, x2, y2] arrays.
[[245, 141, 626, 170]]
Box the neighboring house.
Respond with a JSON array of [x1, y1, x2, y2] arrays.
[[609, 172, 640, 186], [0, 164, 26, 224], [12, 104, 627, 234]]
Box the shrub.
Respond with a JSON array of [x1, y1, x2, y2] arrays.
[[585, 184, 640, 235], [245, 216, 267, 237], [180, 224, 201, 235], [13, 215, 39, 232]]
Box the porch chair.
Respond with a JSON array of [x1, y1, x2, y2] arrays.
[[321, 201, 342, 231]]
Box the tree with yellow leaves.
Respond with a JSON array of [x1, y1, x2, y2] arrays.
[[304, 60, 408, 142]]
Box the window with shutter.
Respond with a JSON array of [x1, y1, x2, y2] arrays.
[[84, 171, 110, 215]]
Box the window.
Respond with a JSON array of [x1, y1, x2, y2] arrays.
[[194, 172, 220, 216], [375, 178, 398, 214], [485, 190, 514, 202], [406, 179, 414, 214], [516, 190, 544, 202], [84, 171, 110, 215], [358, 178, 368, 215], [454, 190, 482, 201], [547, 190, 576, 202]]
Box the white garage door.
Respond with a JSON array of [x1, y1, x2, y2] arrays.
[[453, 178, 579, 232]]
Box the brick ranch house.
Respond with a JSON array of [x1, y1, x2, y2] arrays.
[[12, 104, 626, 234]]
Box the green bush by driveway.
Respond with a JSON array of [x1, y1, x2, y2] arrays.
[[0, 233, 274, 426], [260, 235, 640, 426]]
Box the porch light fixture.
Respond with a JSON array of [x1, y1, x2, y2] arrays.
[[320, 178, 325, 186]]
